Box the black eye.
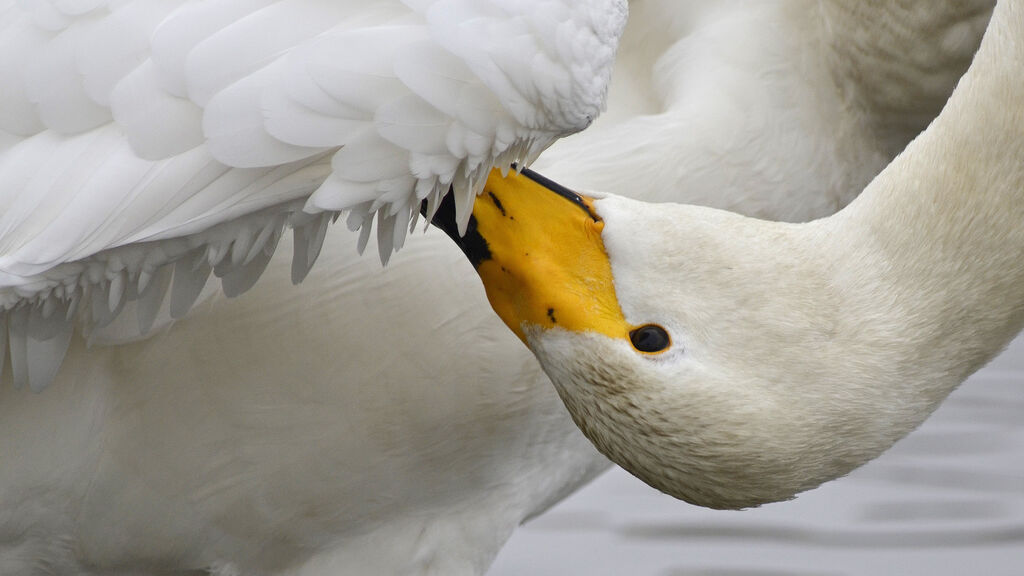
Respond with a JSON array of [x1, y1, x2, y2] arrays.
[[629, 324, 671, 353]]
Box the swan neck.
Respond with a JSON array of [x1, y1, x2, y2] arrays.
[[831, 0, 1024, 389]]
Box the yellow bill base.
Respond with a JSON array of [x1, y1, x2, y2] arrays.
[[471, 168, 630, 345]]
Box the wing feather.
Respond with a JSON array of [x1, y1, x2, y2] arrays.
[[109, 60, 205, 158], [24, 16, 113, 134], [0, 13, 47, 136], [0, 0, 627, 390]]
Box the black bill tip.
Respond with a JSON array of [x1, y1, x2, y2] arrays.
[[424, 189, 491, 269], [425, 167, 595, 268]]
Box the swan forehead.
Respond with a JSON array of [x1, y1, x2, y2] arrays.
[[596, 195, 753, 322], [594, 195, 838, 373]]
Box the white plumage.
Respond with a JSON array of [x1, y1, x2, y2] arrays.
[[515, 0, 1024, 513], [0, 0, 626, 391], [0, 1, 994, 574], [0, 0, 624, 274]]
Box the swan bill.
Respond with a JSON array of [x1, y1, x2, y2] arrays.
[[461, 168, 631, 346]]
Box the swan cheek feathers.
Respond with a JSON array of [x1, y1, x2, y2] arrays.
[[528, 329, 847, 510]]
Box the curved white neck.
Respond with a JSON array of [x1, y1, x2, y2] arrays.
[[825, 0, 1024, 405]]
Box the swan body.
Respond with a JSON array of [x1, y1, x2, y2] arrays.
[[466, 0, 1024, 510], [0, 0, 995, 574], [0, 230, 610, 575]]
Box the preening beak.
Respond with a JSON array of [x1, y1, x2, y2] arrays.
[[430, 168, 629, 346]]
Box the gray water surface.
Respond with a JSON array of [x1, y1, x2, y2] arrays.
[[489, 338, 1024, 575]]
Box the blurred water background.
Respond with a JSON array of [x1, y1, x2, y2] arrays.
[[489, 337, 1024, 575]]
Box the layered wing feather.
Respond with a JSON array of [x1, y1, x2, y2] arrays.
[[0, 0, 627, 390]]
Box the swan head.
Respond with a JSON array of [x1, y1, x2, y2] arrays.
[[438, 168, 920, 510]]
